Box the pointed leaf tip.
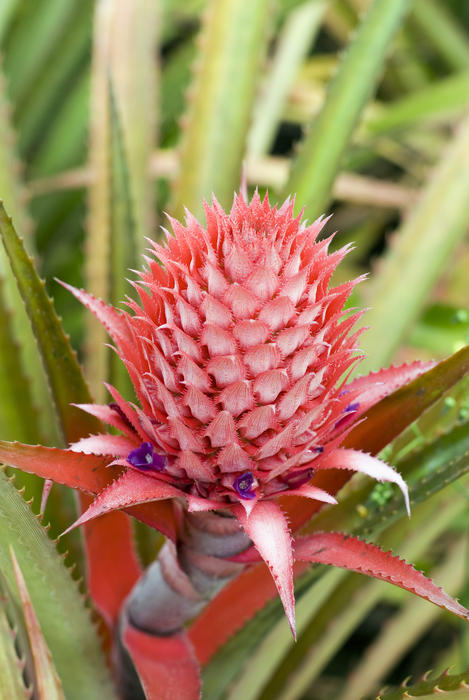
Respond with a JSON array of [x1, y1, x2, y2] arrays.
[[57, 279, 130, 346], [61, 469, 183, 537], [234, 501, 296, 636], [319, 448, 410, 516]]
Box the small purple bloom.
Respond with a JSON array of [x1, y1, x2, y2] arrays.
[[127, 442, 165, 472], [234, 471, 256, 500]]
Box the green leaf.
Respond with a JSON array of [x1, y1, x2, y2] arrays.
[[0, 203, 98, 444], [0, 592, 29, 700], [160, 40, 196, 145], [0, 60, 59, 446], [247, 0, 326, 158], [350, 443, 469, 545], [170, 0, 271, 218], [10, 548, 65, 700], [15, 2, 93, 159], [376, 666, 469, 699], [0, 0, 17, 43], [107, 77, 137, 393], [28, 70, 90, 179], [0, 470, 116, 700], [364, 71, 469, 136], [102, 0, 159, 252], [0, 277, 40, 444], [3, 1, 82, 117], [397, 418, 469, 482], [85, 0, 157, 400], [412, 0, 469, 71], [359, 109, 469, 372], [0, 563, 35, 693], [0, 276, 44, 507], [408, 302, 469, 355], [283, 0, 410, 220]]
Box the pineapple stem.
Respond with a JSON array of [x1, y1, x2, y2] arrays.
[[125, 510, 250, 635]]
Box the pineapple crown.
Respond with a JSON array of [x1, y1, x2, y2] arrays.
[[108, 191, 366, 505]]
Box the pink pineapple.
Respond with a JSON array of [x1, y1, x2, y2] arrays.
[[58, 192, 437, 634], [1, 191, 467, 699]]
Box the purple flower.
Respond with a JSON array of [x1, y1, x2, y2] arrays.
[[127, 442, 166, 472], [233, 472, 256, 500]]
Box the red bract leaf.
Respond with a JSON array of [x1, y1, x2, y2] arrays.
[[61, 470, 185, 535], [72, 402, 131, 433], [230, 485, 337, 564], [233, 501, 296, 637], [345, 346, 469, 454], [279, 470, 354, 533], [295, 532, 469, 621], [127, 500, 178, 542], [122, 618, 200, 700], [80, 503, 141, 628], [346, 361, 434, 415], [280, 361, 435, 535], [0, 441, 112, 493]]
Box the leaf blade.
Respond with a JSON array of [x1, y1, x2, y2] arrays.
[[0, 204, 97, 444], [284, 0, 410, 219], [10, 548, 65, 700], [171, 0, 271, 218], [294, 531, 469, 621], [345, 345, 469, 455], [360, 110, 469, 372], [122, 616, 201, 700], [0, 470, 117, 700]]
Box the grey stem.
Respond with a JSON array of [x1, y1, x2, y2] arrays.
[[124, 509, 251, 636]]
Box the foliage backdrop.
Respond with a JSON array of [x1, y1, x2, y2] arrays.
[[2, 1, 469, 698]]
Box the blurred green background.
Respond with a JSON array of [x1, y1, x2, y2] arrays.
[[2, 1, 469, 698]]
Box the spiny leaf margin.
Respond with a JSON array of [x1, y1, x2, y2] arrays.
[[0, 468, 116, 699]]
